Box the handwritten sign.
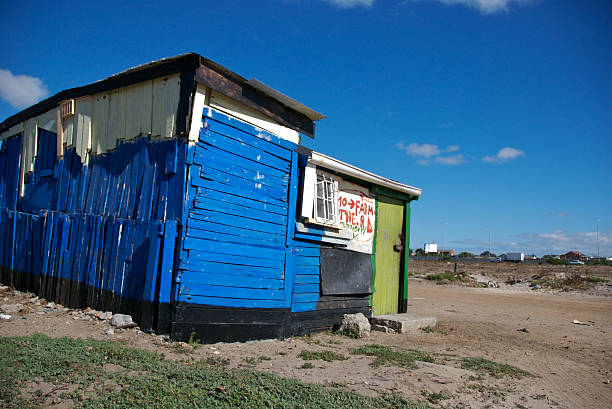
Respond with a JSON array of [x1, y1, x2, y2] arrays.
[[338, 179, 376, 254]]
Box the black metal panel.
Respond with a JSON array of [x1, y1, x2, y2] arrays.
[[319, 248, 373, 295]]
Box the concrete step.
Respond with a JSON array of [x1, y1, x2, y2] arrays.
[[370, 314, 437, 333]]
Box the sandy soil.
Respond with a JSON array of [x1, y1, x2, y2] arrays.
[[2, 265, 612, 408], [410, 259, 612, 296]]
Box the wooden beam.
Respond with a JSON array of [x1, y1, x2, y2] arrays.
[[195, 64, 315, 138]]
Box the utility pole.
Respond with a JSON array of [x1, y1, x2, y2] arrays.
[[596, 219, 600, 259]]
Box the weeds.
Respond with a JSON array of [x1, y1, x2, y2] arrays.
[[463, 383, 507, 401], [461, 357, 532, 379], [425, 271, 473, 284], [350, 344, 435, 369], [1, 334, 429, 408], [299, 363, 314, 369], [297, 334, 322, 345], [298, 350, 348, 362], [187, 331, 200, 349], [421, 390, 452, 404], [530, 273, 608, 291]]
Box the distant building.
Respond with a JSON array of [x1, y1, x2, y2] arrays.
[[560, 251, 586, 261], [501, 253, 524, 262], [424, 243, 438, 254], [437, 249, 455, 257]]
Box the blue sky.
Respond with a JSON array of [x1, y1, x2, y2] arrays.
[[1, 0, 610, 256]]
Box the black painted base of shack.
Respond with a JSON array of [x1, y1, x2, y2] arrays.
[[0, 269, 170, 334], [171, 294, 372, 343]]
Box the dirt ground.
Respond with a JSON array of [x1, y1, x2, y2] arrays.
[[1, 262, 612, 408]]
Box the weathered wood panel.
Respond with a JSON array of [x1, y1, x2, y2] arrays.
[[176, 108, 296, 311]]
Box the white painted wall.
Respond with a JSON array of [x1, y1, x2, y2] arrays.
[[208, 91, 300, 145]]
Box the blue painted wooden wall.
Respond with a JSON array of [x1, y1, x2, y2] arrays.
[[178, 110, 310, 309], [0, 129, 185, 331]]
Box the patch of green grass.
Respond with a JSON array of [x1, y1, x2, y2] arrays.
[[258, 355, 271, 362], [297, 334, 322, 345], [461, 357, 533, 379], [425, 271, 473, 284], [584, 276, 609, 283], [299, 363, 314, 369], [350, 344, 435, 369], [298, 350, 348, 362], [420, 326, 435, 333], [464, 383, 507, 401], [329, 329, 359, 339], [421, 390, 452, 404], [203, 355, 230, 367], [1, 334, 431, 409]]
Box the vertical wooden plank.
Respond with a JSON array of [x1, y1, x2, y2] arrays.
[[86, 215, 103, 307], [56, 108, 64, 158], [39, 211, 53, 298], [283, 150, 300, 308], [163, 75, 180, 138], [401, 202, 411, 313], [75, 98, 92, 161], [91, 92, 110, 155], [125, 80, 153, 138], [156, 220, 176, 333], [63, 114, 74, 147], [151, 77, 164, 137], [140, 221, 161, 332]]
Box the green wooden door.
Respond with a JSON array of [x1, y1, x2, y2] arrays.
[[372, 195, 404, 315]]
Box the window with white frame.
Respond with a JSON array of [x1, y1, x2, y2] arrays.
[[301, 164, 340, 227], [314, 171, 338, 225]]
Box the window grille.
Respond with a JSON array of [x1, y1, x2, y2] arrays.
[[314, 172, 338, 225]]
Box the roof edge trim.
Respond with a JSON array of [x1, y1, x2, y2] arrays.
[[310, 151, 422, 198]]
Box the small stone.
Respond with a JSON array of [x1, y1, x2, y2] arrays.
[[0, 285, 8, 291], [1, 303, 24, 314], [105, 329, 115, 335], [28, 297, 39, 303], [46, 302, 56, 308], [99, 311, 113, 321], [0, 314, 11, 320], [110, 314, 134, 328], [339, 313, 371, 338], [84, 307, 97, 316]]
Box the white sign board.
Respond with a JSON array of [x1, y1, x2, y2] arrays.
[[337, 179, 376, 254]]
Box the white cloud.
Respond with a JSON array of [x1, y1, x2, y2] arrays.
[[0, 68, 49, 109], [419, 0, 534, 15], [397, 142, 466, 165], [482, 147, 524, 163], [325, 0, 375, 8], [434, 154, 465, 165], [546, 212, 569, 218], [449, 229, 612, 257], [445, 145, 460, 153], [397, 142, 440, 158], [520, 230, 611, 257]]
